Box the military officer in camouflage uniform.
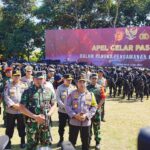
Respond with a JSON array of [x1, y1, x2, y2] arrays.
[[4, 70, 27, 149], [56, 74, 76, 147], [0, 67, 12, 127], [65, 74, 97, 150], [11, 71, 56, 150], [87, 73, 106, 150]]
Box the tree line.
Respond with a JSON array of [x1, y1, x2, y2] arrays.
[[0, 0, 149, 61]]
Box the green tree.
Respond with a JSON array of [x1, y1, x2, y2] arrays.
[[118, 0, 150, 26], [0, 0, 36, 60], [33, 0, 115, 55], [0, 0, 149, 61], [33, 0, 150, 53]]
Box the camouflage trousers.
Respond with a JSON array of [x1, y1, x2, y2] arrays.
[[26, 121, 51, 150], [90, 109, 101, 144]]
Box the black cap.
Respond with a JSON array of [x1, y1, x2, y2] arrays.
[[80, 71, 86, 76], [90, 73, 98, 79], [34, 71, 45, 78], [77, 74, 86, 81], [63, 74, 73, 80], [54, 73, 62, 81], [98, 69, 104, 74]]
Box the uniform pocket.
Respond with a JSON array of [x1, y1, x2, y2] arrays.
[[85, 99, 91, 106], [72, 99, 78, 109]]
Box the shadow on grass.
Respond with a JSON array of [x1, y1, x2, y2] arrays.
[[0, 124, 5, 128], [90, 145, 96, 149], [75, 145, 82, 150], [51, 120, 59, 127], [51, 143, 82, 150], [106, 96, 142, 103], [75, 145, 96, 150], [12, 144, 20, 150], [12, 143, 62, 150], [51, 143, 61, 149], [51, 120, 70, 128], [11, 144, 95, 150], [118, 99, 139, 103], [106, 97, 122, 101]]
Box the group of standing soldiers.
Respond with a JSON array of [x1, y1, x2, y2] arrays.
[[106, 67, 150, 101], [0, 63, 107, 150], [0, 62, 149, 150]]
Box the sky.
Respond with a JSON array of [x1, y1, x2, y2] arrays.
[[0, 0, 2, 6]]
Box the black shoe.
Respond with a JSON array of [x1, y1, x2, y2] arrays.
[[1, 124, 6, 128], [20, 137, 26, 149], [95, 143, 101, 150], [101, 119, 106, 122], [20, 143, 26, 149], [89, 139, 91, 146], [57, 140, 63, 147], [5, 141, 11, 149], [3, 120, 7, 128]]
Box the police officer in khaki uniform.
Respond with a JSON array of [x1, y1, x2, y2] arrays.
[[65, 75, 97, 150], [56, 74, 76, 147], [4, 70, 26, 149]]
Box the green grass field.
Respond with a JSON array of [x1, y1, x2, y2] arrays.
[[0, 96, 150, 150]]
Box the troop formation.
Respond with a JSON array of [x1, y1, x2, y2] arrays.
[[0, 62, 149, 150]]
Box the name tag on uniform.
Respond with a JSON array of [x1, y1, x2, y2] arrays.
[[85, 94, 92, 106], [73, 100, 78, 109], [61, 91, 67, 100], [85, 100, 91, 106], [9, 87, 16, 97], [20, 83, 28, 91]]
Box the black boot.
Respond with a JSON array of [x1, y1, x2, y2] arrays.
[[95, 142, 101, 150], [5, 140, 11, 149], [57, 137, 64, 147], [20, 137, 26, 149], [89, 138, 91, 146]]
